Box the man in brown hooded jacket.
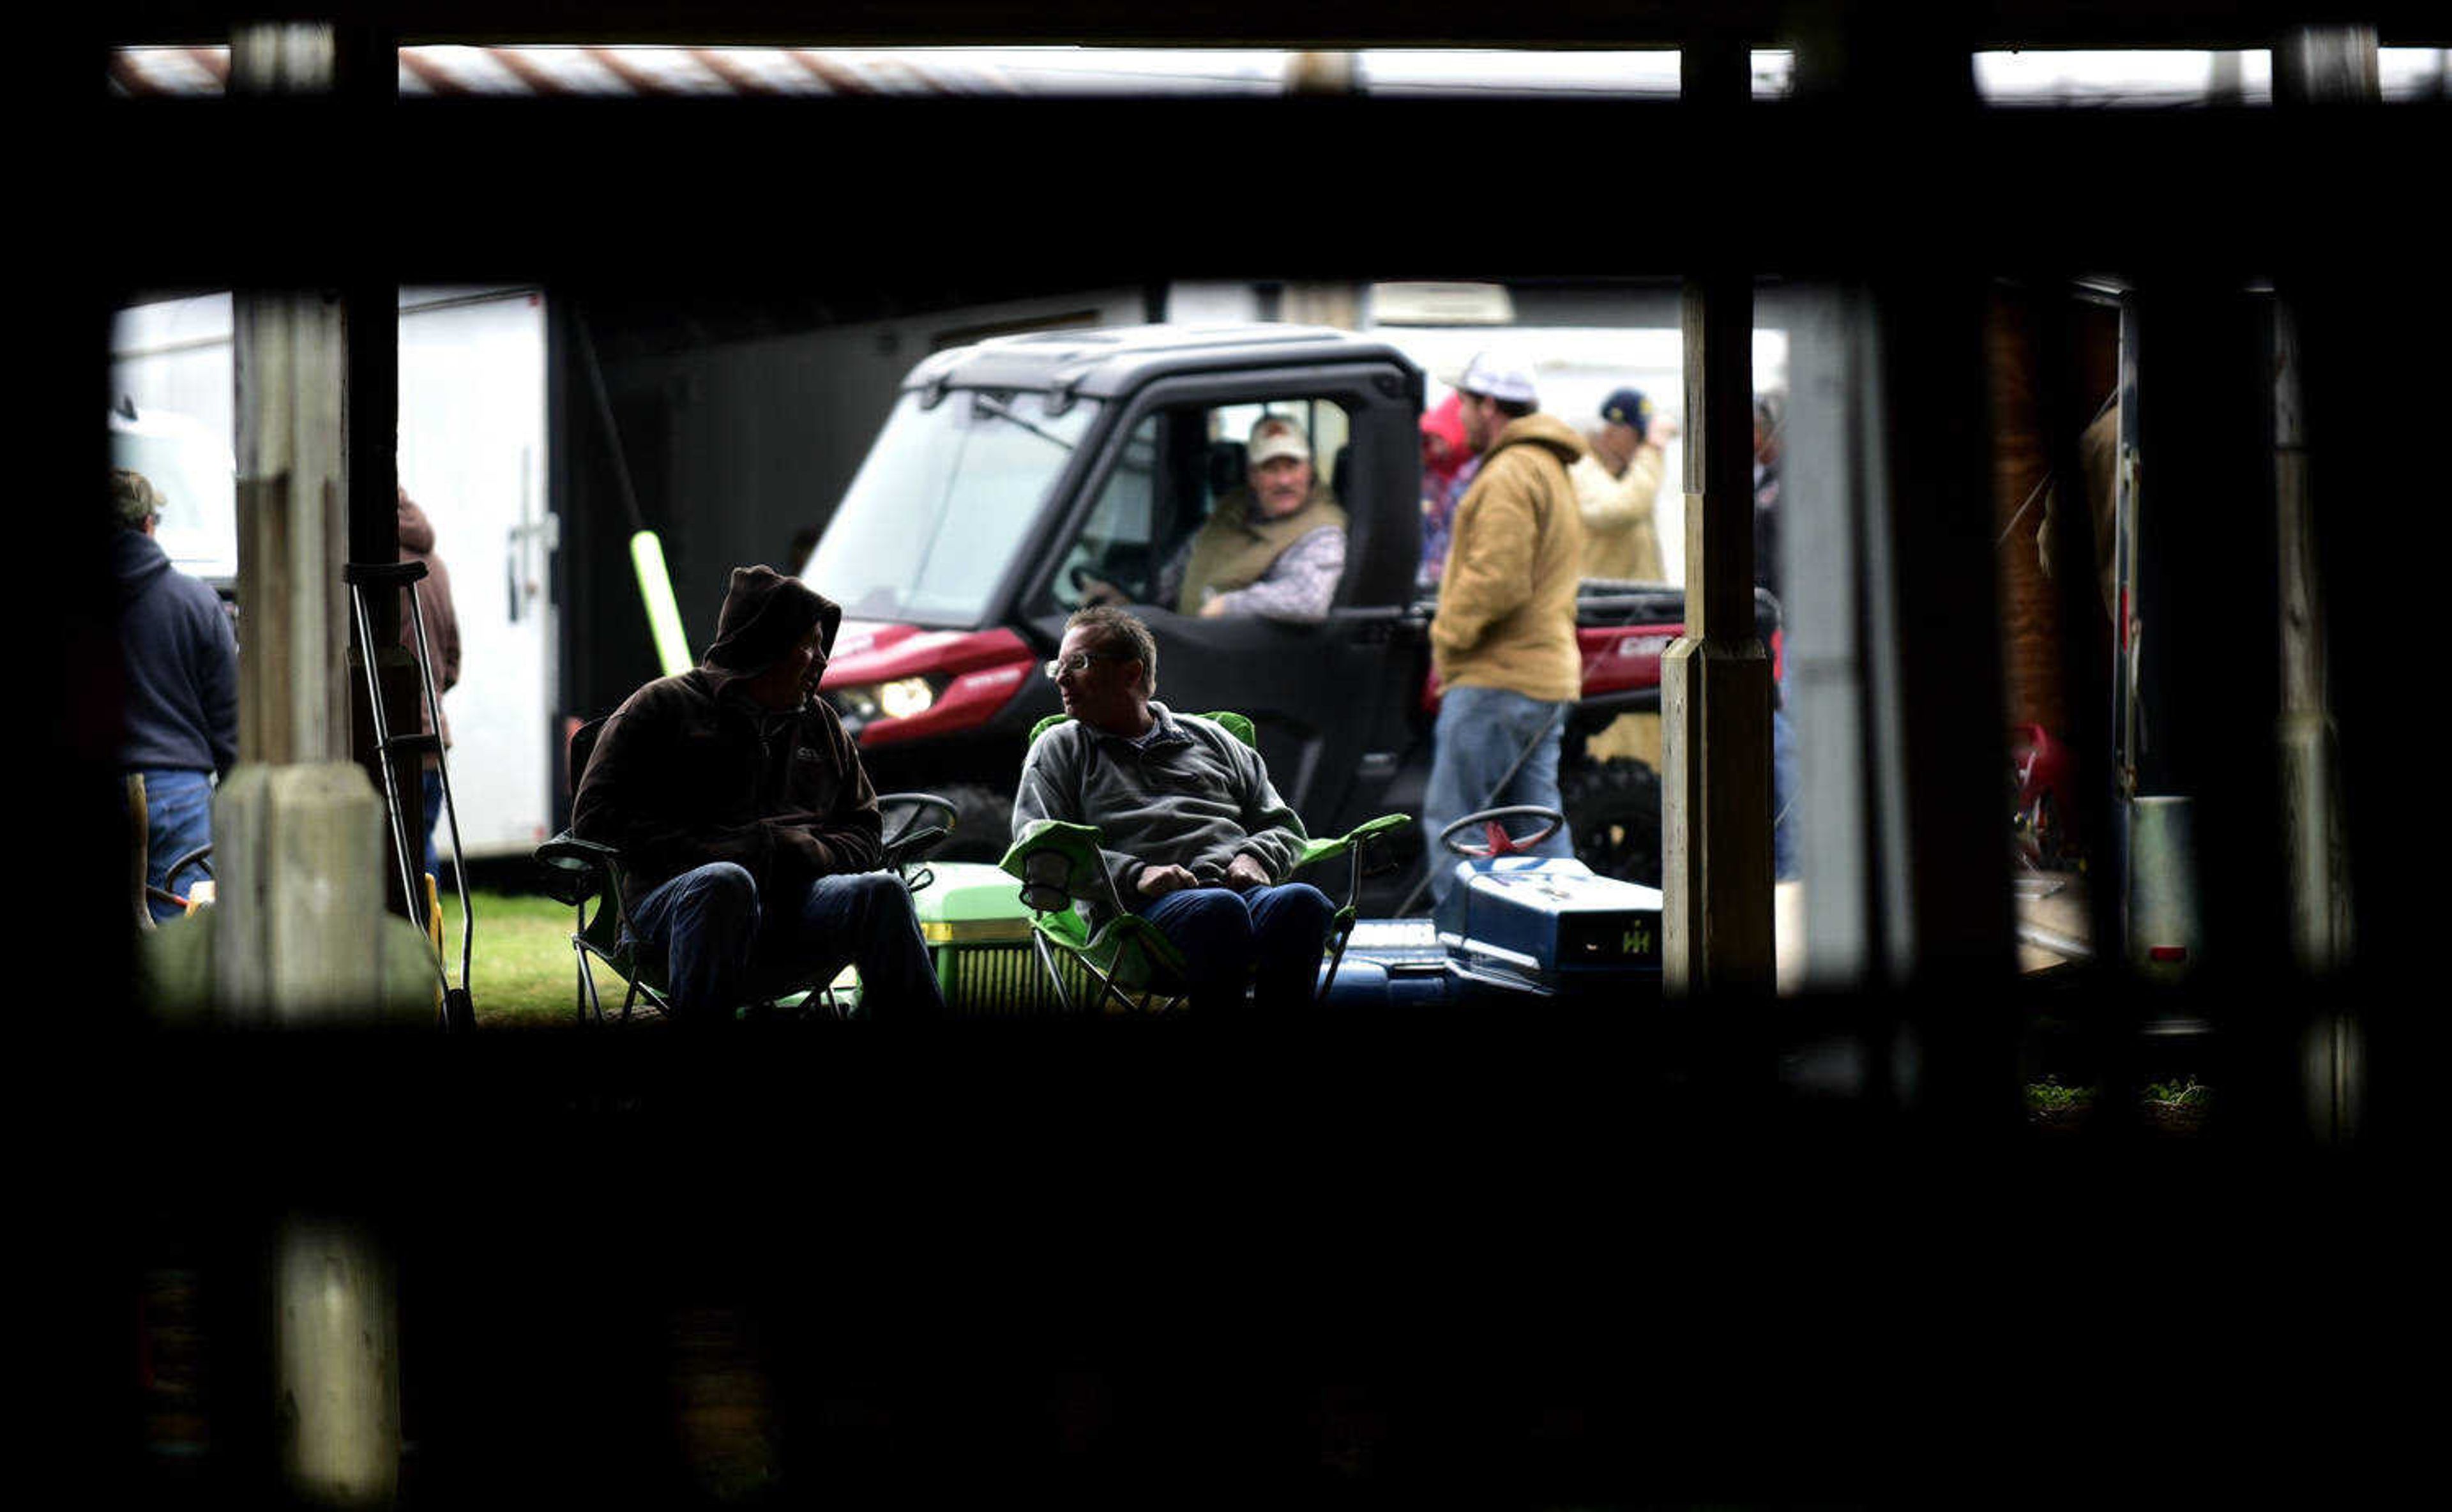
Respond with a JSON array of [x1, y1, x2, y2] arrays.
[[1421, 352, 1587, 903], [397, 487, 462, 877], [573, 565, 944, 1022]]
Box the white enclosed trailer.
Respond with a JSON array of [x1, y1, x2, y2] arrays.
[[109, 286, 557, 860]]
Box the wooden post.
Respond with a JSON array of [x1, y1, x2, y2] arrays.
[[2274, 26, 2381, 105], [2271, 29, 2369, 978], [1284, 50, 1358, 96], [333, 18, 421, 921], [2271, 303, 2351, 976], [220, 22, 389, 1026], [274, 1217, 400, 1504], [216, 22, 405, 1506], [232, 286, 349, 767], [1278, 57, 1356, 331], [2273, 27, 2373, 1149], [1660, 38, 1775, 998], [1279, 283, 1361, 329]]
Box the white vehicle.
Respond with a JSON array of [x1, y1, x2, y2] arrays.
[[109, 287, 558, 860], [109, 397, 238, 589]]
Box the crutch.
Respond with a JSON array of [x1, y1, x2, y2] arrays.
[[344, 559, 477, 1031]]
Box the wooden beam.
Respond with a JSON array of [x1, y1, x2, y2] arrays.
[[91, 97, 2426, 287], [1660, 36, 1775, 999]]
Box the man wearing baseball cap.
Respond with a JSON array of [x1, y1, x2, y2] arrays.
[[1570, 386, 1677, 769], [1422, 352, 1587, 900], [1142, 411, 1348, 623], [1570, 386, 1675, 583]]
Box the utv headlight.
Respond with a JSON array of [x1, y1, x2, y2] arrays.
[[877, 677, 936, 720], [829, 686, 882, 725]]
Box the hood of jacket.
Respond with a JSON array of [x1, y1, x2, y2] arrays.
[[112, 526, 171, 607], [1421, 391, 1471, 480], [702, 566, 842, 682], [1485, 411, 1589, 469], [397, 488, 436, 556]]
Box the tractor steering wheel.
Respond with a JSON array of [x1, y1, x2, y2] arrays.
[[1437, 805, 1566, 859], [877, 792, 959, 860]]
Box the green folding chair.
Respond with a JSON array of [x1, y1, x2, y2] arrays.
[[534, 715, 955, 1024], [997, 711, 1407, 1014]]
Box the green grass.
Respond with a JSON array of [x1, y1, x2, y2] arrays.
[[443, 883, 872, 1027], [2142, 1077, 2210, 1110], [2024, 1077, 2094, 1123], [2022, 1075, 2213, 1135], [442, 888, 610, 1028]]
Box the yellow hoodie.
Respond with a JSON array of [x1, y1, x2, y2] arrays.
[[1430, 412, 1587, 703]]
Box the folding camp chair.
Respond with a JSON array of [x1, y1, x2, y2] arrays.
[[533, 716, 955, 1025], [997, 711, 1407, 1014]]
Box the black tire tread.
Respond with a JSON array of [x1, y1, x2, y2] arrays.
[[1561, 759, 1664, 888]]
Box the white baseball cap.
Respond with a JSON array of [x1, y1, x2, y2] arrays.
[[1248, 414, 1312, 465], [1453, 350, 1539, 406]]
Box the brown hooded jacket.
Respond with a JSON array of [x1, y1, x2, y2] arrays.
[[571, 566, 882, 916], [396, 488, 462, 764], [1430, 412, 1589, 703]]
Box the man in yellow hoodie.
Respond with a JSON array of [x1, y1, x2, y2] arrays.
[[1422, 352, 1588, 904]]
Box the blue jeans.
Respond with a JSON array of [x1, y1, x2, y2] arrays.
[[1772, 704, 1799, 882], [138, 768, 213, 923], [624, 863, 946, 1024], [1133, 882, 1336, 1013], [1421, 686, 1576, 905]]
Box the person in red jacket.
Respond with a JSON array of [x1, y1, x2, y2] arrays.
[[1417, 389, 1473, 586]]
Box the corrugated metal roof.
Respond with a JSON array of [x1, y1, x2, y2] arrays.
[[105, 43, 2452, 102], [111, 45, 1305, 98], [107, 44, 1697, 99]]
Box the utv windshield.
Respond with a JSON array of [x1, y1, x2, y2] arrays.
[[801, 387, 1098, 626]]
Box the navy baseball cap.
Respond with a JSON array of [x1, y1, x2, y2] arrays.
[[1600, 388, 1654, 439]]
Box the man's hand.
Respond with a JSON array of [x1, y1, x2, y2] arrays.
[[1224, 853, 1271, 891], [1197, 594, 1231, 619], [1135, 863, 1199, 898]]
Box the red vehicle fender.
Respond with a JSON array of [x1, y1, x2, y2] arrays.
[[819, 624, 1037, 747]]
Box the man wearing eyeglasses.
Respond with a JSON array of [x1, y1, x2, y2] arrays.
[[572, 564, 945, 1023], [1013, 606, 1335, 1013]]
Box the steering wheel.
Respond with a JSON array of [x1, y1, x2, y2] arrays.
[[1437, 805, 1565, 859], [877, 792, 959, 859], [1069, 564, 1131, 607]]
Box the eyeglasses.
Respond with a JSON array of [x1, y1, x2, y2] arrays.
[[1044, 651, 1139, 679]]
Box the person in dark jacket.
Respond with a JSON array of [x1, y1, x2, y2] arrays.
[[113, 466, 239, 921], [572, 565, 944, 1022], [396, 487, 462, 878]]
